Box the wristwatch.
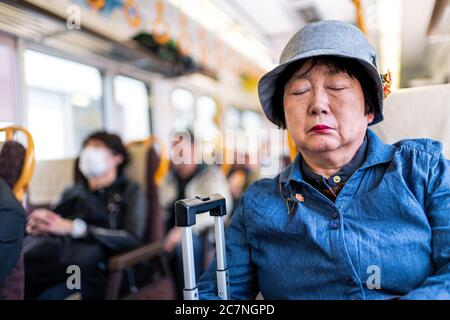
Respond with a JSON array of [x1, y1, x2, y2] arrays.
[[71, 218, 87, 238]]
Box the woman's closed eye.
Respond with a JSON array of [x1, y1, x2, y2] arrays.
[[291, 88, 310, 95], [326, 81, 350, 90], [327, 86, 347, 91]]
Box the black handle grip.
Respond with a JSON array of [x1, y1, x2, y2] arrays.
[[175, 193, 227, 227]]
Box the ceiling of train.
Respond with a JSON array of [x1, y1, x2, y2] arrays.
[[0, 0, 448, 86], [213, 0, 449, 86], [213, 0, 356, 60]]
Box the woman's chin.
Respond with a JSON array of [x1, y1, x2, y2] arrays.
[[302, 138, 340, 153]]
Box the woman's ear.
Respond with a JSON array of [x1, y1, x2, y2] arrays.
[[366, 112, 375, 124]]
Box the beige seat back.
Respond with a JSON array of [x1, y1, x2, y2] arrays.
[[372, 84, 450, 158], [28, 158, 75, 206], [126, 143, 148, 192]]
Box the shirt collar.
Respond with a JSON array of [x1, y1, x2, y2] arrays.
[[360, 129, 397, 169], [301, 136, 368, 188], [279, 129, 397, 185]]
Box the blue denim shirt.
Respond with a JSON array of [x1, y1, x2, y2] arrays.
[[198, 130, 450, 300]]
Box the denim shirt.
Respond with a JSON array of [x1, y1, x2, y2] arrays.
[[198, 130, 450, 300]]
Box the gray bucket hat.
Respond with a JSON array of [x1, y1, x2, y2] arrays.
[[258, 20, 384, 126]]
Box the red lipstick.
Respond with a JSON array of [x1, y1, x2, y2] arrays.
[[309, 124, 332, 133]]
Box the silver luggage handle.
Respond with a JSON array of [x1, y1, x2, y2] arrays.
[[175, 193, 229, 300]]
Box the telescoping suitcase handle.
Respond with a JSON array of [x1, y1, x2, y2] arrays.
[[175, 193, 229, 300]]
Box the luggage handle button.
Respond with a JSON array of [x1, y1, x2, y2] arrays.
[[195, 195, 211, 201]]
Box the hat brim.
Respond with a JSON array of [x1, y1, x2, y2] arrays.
[[258, 49, 384, 126]]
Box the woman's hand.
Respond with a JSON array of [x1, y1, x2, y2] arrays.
[[163, 227, 183, 253], [26, 209, 73, 236]]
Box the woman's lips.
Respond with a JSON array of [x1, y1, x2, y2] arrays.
[[309, 124, 333, 134]]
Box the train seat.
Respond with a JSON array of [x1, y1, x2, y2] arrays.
[[372, 83, 450, 158]]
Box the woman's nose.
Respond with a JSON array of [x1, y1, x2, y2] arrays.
[[308, 89, 330, 116]]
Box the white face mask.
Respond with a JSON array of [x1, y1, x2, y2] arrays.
[[78, 147, 112, 178]]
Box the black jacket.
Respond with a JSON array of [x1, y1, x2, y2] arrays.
[[0, 178, 25, 284], [24, 176, 148, 298], [54, 175, 148, 253]]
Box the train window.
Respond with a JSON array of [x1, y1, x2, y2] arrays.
[[242, 110, 264, 161], [196, 96, 219, 160], [24, 50, 103, 160], [0, 34, 17, 126], [224, 107, 241, 130], [171, 88, 194, 130], [113, 75, 150, 142], [196, 96, 218, 139], [224, 108, 262, 131], [223, 108, 263, 161], [241, 110, 263, 131]]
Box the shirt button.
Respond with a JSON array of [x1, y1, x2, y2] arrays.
[[330, 222, 340, 230], [332, 212, 340, 219], [333, 176, 341, 183]]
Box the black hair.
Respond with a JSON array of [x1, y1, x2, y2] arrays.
[[82, 131, 129, 176], [272, 55, 378, 128]]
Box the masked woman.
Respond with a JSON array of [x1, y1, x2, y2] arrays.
[[25, 131, 147, 299], [198, 21, 450, 300]]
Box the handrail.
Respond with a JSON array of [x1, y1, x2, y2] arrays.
[[108, 240, 165, 271], [427, 0, 449, 36], [152, 0, 171, 45], [352, 0, 368, 35], [287, 133, 297, 161], [0, 126, 36, 201]]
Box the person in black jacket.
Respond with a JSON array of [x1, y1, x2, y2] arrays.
[[0, 177, 26, 286], [24, 131, 147, 299]]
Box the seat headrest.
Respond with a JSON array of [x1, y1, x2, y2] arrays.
[[0, 141, 26, 189]]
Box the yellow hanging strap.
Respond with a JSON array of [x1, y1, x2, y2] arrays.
[[211, 100, 230, 175], [123, 0, 141, 28], [215, 36, 223, 70], [352, 0, 368, 35], [287, 133, 297, 161], [87, 0, 105, 11], [352, 0, 393, 99], [153, 0, 171, 45], [219, 142, 232, 177], [199, 27, 208, 66], [0, 126, 36, 202]]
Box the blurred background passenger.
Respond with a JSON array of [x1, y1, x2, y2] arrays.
[[227, 163, 255, 215], [159, 130, 231, 299], [24, 131, 147, 300]]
